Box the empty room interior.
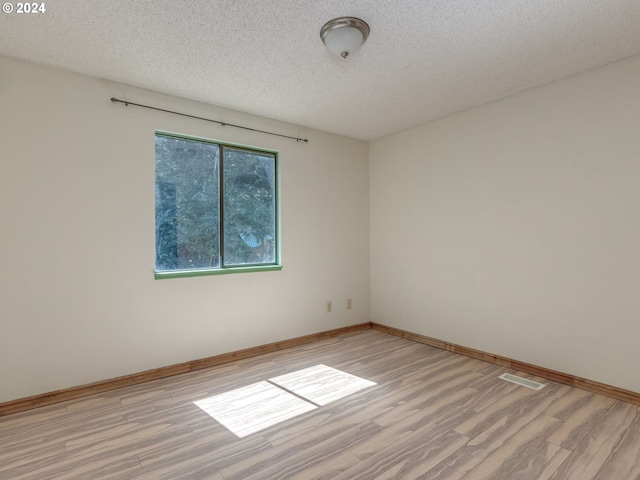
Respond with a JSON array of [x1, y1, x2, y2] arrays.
[[1, 1, 640, 479]]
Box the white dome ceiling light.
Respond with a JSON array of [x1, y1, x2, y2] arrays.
[[320, 17, 370, 59]]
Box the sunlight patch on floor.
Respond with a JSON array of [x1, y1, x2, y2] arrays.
[[194, 380, 317, 438], [194, 365, 376, 438], [270, 364, 377, 406]]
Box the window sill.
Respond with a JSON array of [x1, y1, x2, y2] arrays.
[[155, 264, 282, 280]]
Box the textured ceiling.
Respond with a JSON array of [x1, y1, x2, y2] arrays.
[[2, 0, 640, 140]]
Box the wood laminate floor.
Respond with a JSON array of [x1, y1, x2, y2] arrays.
[[1, 330, 639, 479]]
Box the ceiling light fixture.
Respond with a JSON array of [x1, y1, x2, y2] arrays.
[[320, 17, 370, 59]]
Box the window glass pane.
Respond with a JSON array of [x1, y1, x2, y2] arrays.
[[223, 147, 276, 266], [155, 135, 220, 271]]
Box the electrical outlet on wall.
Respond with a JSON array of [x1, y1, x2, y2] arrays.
[[347, 298, 353, 309], [326, 301, 332, 313]]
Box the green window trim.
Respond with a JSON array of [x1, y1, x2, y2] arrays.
[[154, 264, 283, 280], [155, 130, 281, 278]]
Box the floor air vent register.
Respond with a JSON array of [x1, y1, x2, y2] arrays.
[[498, 373, 546, 390]]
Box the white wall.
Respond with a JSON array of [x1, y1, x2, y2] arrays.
[[370, 55, 640, 393], [0, 56, 370, 403]]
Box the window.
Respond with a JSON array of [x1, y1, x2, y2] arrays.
[[155, 132, 279, 278]]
